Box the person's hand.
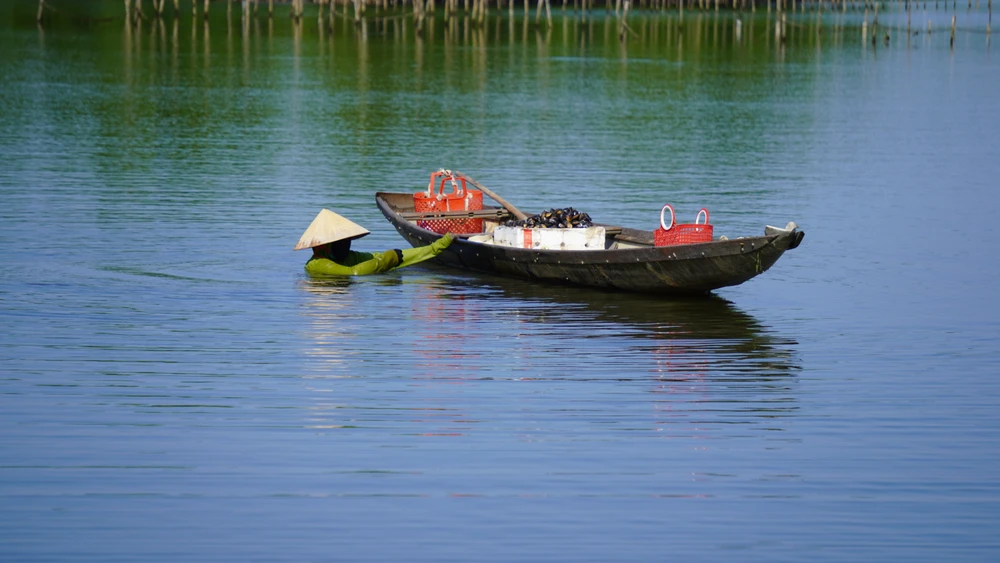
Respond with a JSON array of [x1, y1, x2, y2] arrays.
[[430, 233, 454, 253]]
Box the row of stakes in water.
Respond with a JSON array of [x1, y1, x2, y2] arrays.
[[502, 207, 594, 229]]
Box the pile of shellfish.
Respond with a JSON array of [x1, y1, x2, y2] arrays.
[[502, 207, 594, 229]]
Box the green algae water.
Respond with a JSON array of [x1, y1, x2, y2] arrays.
[[2, 1, 999, 561]]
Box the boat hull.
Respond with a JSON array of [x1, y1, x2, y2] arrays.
[[376, 191, 802, 295]]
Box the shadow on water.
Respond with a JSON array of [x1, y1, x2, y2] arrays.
[[299, 267, 800, 380], [442, 273, 803, 435], [443, 272, 799, 371], [295, 270, 801, 437]]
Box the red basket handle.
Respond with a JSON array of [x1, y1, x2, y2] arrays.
[[695, 208, 710, 225], [426, 170, 467, 198], [659, 204, 676, 231]]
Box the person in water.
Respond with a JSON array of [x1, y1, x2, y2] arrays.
[[294, 208, 454, 276]]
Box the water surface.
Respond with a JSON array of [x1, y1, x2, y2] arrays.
[[1, 2, 999, 561]]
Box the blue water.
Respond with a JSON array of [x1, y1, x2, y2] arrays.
[[1, 2, 999, 561]]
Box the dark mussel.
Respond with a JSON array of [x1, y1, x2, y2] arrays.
[[502, 207, 596, 229]]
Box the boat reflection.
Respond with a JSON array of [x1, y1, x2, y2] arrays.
[[297, 271, 800, 437], [298, 271, 800, 383], [431, 273, 799, 376], [422, 273, 802, 437]]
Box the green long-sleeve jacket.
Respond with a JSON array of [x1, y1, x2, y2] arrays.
[[305, 234, 453, 277]]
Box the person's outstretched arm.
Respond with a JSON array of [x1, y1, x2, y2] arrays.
[[393, 233, 454, 270]]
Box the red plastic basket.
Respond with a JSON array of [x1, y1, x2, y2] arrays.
[[413, 170, 484, 234], [654, 204, 714, 247]]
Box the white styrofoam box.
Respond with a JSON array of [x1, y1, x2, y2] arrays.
[[492, 226, 606, 251], [467, 234, 494, 244]]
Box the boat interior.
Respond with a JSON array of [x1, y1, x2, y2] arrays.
[[378, 191, 657, 250]]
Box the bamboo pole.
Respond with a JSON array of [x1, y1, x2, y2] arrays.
[[619, 0, 629, 40], [415, 0, 424, 30], [37, 0, 45, 23], [203, 0, 210, 20]]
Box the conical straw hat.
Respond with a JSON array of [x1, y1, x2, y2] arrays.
[[293, 209, 370, 250]]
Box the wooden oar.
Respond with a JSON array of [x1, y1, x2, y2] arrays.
[[399, 208, 511, 221], [454, 171, 529, 221]]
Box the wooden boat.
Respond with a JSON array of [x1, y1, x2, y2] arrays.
[[375, 172, 804, 295]]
